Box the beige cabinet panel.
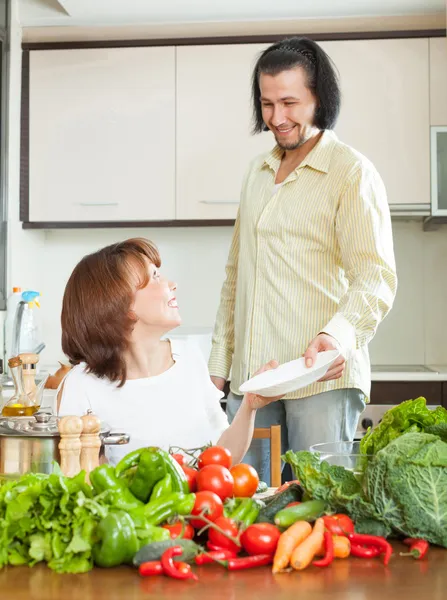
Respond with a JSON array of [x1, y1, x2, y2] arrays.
[[29, 47, 176, 222], [430, 37, 447, 126], [320, 38, 430, 206], [176, 44, 273, 220]]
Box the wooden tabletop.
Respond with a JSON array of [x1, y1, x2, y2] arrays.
[[0, 542, 445, 600]]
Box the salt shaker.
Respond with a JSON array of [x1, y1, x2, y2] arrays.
[[58, 415, 83, 477], [80, 411, 101, 483]]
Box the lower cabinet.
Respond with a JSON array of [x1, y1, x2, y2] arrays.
[[370, 382, 444, 406]]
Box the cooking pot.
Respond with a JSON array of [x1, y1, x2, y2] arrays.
[[0, 411, 129, 478]]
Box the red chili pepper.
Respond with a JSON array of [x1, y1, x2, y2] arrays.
[[139, 561, 164, 576], [401, 538, 429, 560], [350, 544, 382, 558], [348, 533, 393, 566], [195, 550, 237, 565], [207, 541, 238, 553], [313, 531, 334, 568], [176, 562, 193, 576], [224, 554, 273, 571], [161, 546, 198, 581]]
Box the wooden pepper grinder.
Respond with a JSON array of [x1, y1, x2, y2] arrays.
[[19, 352, 39, 402], [80, 411, 101, 483], [58, 415, 83, 477]]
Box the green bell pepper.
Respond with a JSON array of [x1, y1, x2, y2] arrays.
[[129, 448, 167, 503], [93, 510, 139, 568], [150, 473, 172, 501], [225, 497, 261, 528], [115, 447, 189, 494], [90, 464, 143, 511], [135, 523, 171, 546], [131, 492, 196, 527]]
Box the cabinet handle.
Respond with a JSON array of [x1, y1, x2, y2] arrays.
[[76, 202, 119, 207], [199, 200, 239, 205]]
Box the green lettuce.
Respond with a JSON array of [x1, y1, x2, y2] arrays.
[[360, 397, 447, 456], [0, 472, 106, 573]]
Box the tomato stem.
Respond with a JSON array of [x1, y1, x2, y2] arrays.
[[184, 512, 241, 547]]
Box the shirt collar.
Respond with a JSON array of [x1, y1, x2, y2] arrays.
[[263, 129, 338, 175]]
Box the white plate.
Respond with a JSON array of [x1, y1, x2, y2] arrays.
[[239, 350, 340, 397]]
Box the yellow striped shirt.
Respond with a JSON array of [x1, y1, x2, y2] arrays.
[[208, 130, 397, 400]]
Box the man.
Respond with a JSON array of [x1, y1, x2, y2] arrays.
[[208, 37, 398, 483]]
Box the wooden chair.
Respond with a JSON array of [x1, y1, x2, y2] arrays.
[[253, 425, 282, 488]]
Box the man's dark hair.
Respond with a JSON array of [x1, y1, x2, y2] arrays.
[[251, 37, 341, 133]]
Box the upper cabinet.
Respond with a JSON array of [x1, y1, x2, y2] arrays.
[[23, 36, 434, 225], [176, 44, 272, 220], [430, 37, 447, 126], [27, 47, 176, 222], [320, 38, 430, 206]]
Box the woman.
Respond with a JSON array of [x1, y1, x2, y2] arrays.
[[58, 238, 281, 464]]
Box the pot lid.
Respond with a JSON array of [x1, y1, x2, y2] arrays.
[[0, 411, 111, 438]]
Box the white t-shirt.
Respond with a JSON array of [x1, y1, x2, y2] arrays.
[[58, 339, 229, 464]]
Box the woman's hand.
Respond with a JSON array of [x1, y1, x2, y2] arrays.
[[244, 359, 283, 410]]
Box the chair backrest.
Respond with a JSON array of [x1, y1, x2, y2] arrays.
[[253, 424, 282, 488]]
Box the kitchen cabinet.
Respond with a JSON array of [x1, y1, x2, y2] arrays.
[[27, 47, 176, 223], [176, 38, 430, 219], [370, 382, 443, 405], [320, 38, 430, 207], [176, 44, 272, 220], [429, 37, 447, 126]]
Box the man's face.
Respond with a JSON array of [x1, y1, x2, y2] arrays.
[[259, 67, 319, 150]]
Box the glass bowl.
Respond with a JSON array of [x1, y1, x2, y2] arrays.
[[309, 441, 372, 475]]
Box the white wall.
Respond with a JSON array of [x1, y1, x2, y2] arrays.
[[3, 220, 447, 370], [4, 1, 447, 370]]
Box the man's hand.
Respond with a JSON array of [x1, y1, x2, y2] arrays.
[[303, 333, 346, 382], [211, 376, 227, 392], [245, 359, 283, 410]]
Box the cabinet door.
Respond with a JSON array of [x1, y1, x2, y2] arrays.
[[430, 37, 447, 126], [320, 38, 430, 206], [176, 44, 272, 220], [29, 47, 176, 222]]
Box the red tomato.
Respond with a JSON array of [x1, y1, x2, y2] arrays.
[[230, 464, 259, 498], [162, 522, 194, 540], [171, 453, 185, 466], [323, 514, 355, 536], [190, 491, 224, 529], [240, 523, 281, 556], [196, 464, 234, 501], [285, 502, 301, 509], [198, 446, 232, 470], [274, 480, 300, 494], [208, 517, 240, 554], [182, 465, 198, 492]]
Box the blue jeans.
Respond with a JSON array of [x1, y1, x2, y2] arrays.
[[226, 388, 365, 486]]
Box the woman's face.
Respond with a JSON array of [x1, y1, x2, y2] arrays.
[[131, 261, 181, 333]]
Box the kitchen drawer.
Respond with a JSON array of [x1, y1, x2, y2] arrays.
[[370, 382, 442, 405]]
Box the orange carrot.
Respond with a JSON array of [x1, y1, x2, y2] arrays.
[[272, 521, 312, 574], [290, 517, 325, 571], [316, 535, 351, 559]]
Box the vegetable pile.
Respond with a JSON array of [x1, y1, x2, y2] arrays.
[[284, 398, 447, 546], [1, 399, 445, 580]]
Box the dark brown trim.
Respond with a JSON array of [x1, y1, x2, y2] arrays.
[[22, 220, 236, 229], [20, 50, 30, 222], [21, 29, 446, 51]]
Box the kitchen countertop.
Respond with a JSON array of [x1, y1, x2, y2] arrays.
[[371, 366, 447, 382], [0, 542, 444, 600]]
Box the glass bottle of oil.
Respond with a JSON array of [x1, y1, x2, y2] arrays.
[[1, 356, 39, 417]]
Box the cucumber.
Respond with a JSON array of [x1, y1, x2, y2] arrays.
[[133, 539, 201, 566], [274, 500, 326, 528], [256, 481, 268, 494], [255, 483, 303, 524]]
